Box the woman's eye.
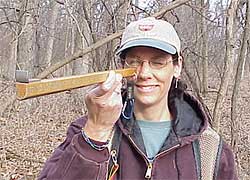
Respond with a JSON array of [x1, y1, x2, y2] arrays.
[[130, 60, 139, 64], [152, 61, 164, 65]]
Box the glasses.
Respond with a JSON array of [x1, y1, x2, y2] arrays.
[[124, 57, 174, 70]]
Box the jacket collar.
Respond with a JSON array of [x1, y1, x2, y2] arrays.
[[117, 92, 209, 147]]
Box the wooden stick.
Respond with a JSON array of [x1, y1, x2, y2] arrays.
[[16, 68, 136, 100]]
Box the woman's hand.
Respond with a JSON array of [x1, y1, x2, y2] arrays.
[[84, 71, 123, 141]]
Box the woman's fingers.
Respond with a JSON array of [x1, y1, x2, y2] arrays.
[[112, 73, 123, 94], [90, 71, 116, 97], [85, 71, 123, 103], [84, 71, 124, 137]]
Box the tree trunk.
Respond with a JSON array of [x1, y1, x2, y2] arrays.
[[231, 0, 249, 150], [71, 1, 91, 75], [195, 0, 202, 95], [64, 15, 74, 76], [17, 0, 39, 78], [201, 0, 209, 96], [72, 25, 89, 75], [213, 0, 239, 132], [2, 1, 22, 80], [6, 35, 18, 80], [42, 1, 59, 71]]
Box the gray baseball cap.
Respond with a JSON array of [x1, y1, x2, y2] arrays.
[[117, 17, 181, 56]]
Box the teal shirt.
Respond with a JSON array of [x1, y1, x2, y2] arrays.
[[137, 120, 172, 160]]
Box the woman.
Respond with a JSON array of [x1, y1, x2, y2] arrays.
[[39, 17, 237, 180]]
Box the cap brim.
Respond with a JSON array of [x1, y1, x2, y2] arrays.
[[116, 39, 177, 55]]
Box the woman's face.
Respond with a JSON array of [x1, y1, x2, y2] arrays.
[[124, 46, 182, 108]]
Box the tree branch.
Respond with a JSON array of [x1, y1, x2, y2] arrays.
[[37, 0, 192, 79], [37, 31, 123, 78]]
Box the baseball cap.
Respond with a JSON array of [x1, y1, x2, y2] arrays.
[[117, 17, 181, 56]]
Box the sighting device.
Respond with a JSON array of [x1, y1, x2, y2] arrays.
[[15, 68, 136, 100]]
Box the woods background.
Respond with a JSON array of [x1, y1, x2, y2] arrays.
[[0, 0, 249, 179]]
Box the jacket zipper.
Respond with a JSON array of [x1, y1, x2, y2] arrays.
[[145, 162, 153, 179], [128, 135, 181, 179], [127, 135, 153, 179], [154, 144, 180, 159]]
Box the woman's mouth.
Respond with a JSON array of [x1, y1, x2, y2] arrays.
[[135, 85, 158, 93]]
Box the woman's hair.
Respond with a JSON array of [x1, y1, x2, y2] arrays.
[[169, 52, 187, 97], [167, 52, 187, 120]]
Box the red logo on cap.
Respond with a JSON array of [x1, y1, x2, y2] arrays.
[[139, 24, 154, 31]]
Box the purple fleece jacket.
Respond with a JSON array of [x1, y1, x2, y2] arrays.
[[38, 92, 238, 180]]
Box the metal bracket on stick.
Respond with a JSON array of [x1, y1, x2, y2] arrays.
[[15, 70, 40, 83]]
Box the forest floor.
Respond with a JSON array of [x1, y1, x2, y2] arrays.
[[0, 72, 249, 180]]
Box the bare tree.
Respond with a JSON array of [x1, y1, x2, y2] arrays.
[[36, 0, 191, 79], [42, 1, 60, 72], [1, 0, 250, 179], [16, 0, 39, 77], [213, 0, 240, 132], [201, 0, 209, 96], [0, 1, 25, 80], [231, 0, 249, 151]]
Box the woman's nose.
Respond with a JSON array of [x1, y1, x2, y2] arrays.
[[137, 61, 152, 79]]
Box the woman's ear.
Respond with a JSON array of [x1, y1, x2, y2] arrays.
[[173, 56, 183, 78]]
